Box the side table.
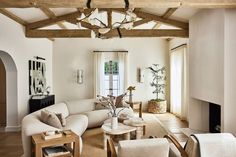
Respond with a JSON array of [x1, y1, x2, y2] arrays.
[[101, 123, 136, 150], [31, 131, 80, 157]]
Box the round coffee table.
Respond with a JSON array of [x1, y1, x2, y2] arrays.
[[101, 122, 136, 150]]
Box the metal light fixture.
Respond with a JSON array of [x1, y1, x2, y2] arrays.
[[76, 8, 137, 38]]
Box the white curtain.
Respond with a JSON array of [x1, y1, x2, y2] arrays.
[[118, 52, 128, 95], [94, 52, 105, 97], [170, 46, 187, 120]]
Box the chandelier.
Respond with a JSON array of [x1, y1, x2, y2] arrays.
[[76, 8, 137, 38]]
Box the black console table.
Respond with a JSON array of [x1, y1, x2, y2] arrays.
[[29, 95, 55, 113]]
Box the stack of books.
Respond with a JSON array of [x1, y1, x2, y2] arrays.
[[41, 131, 62, 140], [43, 146, 70, 157]]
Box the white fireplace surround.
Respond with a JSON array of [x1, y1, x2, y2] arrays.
[[188, 9, 236, 135]]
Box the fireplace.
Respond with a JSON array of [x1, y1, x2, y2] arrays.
[[209, 103, 221, 133]]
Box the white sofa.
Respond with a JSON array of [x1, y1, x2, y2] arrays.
[[21, 99, 133, 157]]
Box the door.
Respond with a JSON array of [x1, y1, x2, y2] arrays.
[[0, 58, 6, 126]]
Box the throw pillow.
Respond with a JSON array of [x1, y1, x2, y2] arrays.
[[94, 101, 108, 110], [115, 94, 124, 108], [41, 110, 62, 129], [56, 113, 66, 127]]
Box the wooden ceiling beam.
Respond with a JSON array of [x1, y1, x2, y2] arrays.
[[0, 8, 55, 41], [25, 29, 189, 38], [1, 0, 236, 8], [39, 7, 67, 29], [26, 11, 81, 29], [133, 19, 152, 27], [66, 19, 101, 29], [162, 8, 178, 19], [153, 8, 178, 29], [133, 10, 188, 29], [0, 8, 27, 25], [107, 9, 112, 28]]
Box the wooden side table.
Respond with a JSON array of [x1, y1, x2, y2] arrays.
[[31, 131, 80, 157], [125, 101, 142, 118]]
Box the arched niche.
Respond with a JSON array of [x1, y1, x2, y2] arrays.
[[0, 50, 18, 131]]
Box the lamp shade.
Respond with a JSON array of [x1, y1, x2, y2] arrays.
[[98, 28, 111, 34]]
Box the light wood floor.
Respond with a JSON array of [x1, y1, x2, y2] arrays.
[[0, 112, 188, 157], [155, 112, 189, 142]]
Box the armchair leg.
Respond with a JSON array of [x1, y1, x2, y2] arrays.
[[164, 134, 188, 157], [107, 138, 117, 157]]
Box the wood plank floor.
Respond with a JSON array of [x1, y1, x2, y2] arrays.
[[0, 131, 23, 157], [0, 112, 188, 157], [156, 112, 189, 142]]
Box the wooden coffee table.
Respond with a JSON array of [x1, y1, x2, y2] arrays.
[[101, 123, 136, 150]]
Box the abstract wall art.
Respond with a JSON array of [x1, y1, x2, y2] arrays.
[[29, 60, 46, 95]]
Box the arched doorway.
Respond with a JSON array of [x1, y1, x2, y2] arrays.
[[0, 58, 6, 126], [0, 51, 18, 131]]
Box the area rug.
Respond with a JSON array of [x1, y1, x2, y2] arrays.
[[81, 113, 168, 157]]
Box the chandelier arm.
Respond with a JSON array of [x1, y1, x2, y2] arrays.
[[87, 0, 91, 8], [124, 0, 129, 9], [93, 18, 107, 27]]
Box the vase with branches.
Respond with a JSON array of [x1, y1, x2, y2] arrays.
[[97, 93, 128, 129], [147, 64, 167, 113]]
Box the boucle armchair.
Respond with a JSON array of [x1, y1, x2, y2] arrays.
[[107, 138, 170, 157], [165, 133, 236, 157]]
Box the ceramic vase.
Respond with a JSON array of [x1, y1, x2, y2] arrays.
[[111, 117, 118, 129]]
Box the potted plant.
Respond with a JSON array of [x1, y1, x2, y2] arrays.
[[147, 64, 167, 114]]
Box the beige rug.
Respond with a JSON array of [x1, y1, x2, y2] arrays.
[[81, 113, 168, 157]]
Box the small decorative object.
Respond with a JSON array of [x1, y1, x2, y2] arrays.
[[127, 86, 135, 102], [77, 69, 83, 84], [147, 64, 167, 114], [97, 93, 127, 129]]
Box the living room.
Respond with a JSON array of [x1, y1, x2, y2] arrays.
[[0, 1, 236, 157]]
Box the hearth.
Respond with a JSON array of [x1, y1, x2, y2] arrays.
[[209, 103, 221, 133]]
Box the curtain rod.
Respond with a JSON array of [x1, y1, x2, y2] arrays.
[[171, 44, 187, 51], [93, 50, 128, 53]]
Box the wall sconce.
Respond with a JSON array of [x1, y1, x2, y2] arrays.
[[77, 69, 83, 84], [138, 68, 144, 83]]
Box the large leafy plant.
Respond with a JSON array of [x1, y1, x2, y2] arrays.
[[147, 64, 166, 101]]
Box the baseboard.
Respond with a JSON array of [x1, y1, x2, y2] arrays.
[[5, 125, 21, 132]]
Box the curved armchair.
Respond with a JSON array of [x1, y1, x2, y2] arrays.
[[165, 133, 236, 157], [107, 138, 170, 157]]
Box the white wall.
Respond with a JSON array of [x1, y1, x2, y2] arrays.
[[224, 9, 236, 134], [189, 9, 236, 135], [189, 9, 224, 105], [53, 38, 169, 110], [0, 14, 53, 130]]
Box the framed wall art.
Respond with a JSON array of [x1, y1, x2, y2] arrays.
[[29, 60, 46, 95]]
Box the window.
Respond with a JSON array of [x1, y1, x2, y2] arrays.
[[104, 61, 119, 96]]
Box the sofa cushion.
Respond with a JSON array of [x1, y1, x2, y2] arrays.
[[94, 101, 108, 110], [56, 113, 66, 127], [41, 110, 62, 129], [43, 102, 69, 118], [64, 114, 88, 136], [65, 99, 96, 115], [82, 110, 110, 128]]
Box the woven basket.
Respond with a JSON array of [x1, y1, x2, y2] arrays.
[[147, 100, 167, 114]]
